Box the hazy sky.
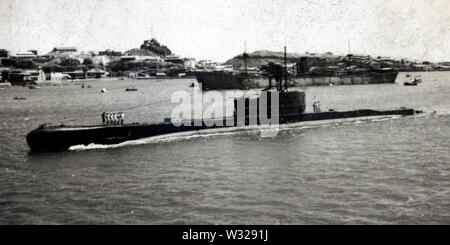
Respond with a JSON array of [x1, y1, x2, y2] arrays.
[[0, 0, 449, 62]]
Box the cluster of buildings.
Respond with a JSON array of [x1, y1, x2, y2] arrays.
[[0, 47, 110, 85], [1, 44, 449, 86], [0, 45, 204, 84]]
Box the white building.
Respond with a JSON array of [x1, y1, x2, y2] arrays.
[[49, 47, 78, 59], [13, 51, 37, 60]]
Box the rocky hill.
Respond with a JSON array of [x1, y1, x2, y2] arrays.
[[124, 48, 160, 57], [124, 38, 172, 57]]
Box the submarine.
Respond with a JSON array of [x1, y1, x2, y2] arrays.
[[26, 47, 419, 152], [26, 106, 417, 152]]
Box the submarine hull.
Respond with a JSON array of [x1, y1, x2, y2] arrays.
[[26, 123, 204, 151], [26, 108, 416, 152]]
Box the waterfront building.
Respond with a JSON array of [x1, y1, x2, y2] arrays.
[[436, 62, 450, 71], [49, 72, 71, 81], [32, 55, 53, 63], [183, 58, 196, 70], [120, 56, 161, 62], [412, 64, 433, 71], [295, 56, 323, 74], [140, 56, 161, 62], [213, 65, 226, 71], [51, 47, 77, 54], [49, 47, 78, 59], [87, 68, 107, 78], [0, 67, 10, 82], [376, 56, 395, 63], [93, 56, 112, 66], [351, 55, 371, 61], [63, 69, 107, 79], [436, 65, 450, 71], [196, 60, 220, 71], [120, 56, 136, 62], [3, 69, 45, 85], [164, 55, 183, 64], [13, 51, 37, 60], [223, 64, 233, 72]]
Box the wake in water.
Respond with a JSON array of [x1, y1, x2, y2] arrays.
[[68, 112, 443, 151]]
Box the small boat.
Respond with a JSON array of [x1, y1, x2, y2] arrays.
[[0, 82, 11, 88], [404, 77, 422, 86], [404, 81, 417, 86], [28, 85, 41, 89], [125, 88, 138, 92], [101, 88, 107, 93], [406, 74, 411, 78]]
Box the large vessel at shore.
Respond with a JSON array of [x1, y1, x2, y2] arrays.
[[197, 69, 399, 90], [197, 48, 399, 90]]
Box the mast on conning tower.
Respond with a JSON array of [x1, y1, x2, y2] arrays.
[[243, 41, 248, 75], [284, 46, 288, 91]]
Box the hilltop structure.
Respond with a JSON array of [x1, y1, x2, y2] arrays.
[[140, 38, 172, 56]]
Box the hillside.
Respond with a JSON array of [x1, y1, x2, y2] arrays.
[[124, 48, 160, 57], [124, 38, 172, 57], [224, 50, 339, 67]]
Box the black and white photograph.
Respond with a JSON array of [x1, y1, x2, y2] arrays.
[[0, 0, 449, 233]]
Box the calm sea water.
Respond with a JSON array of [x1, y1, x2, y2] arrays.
[[0, 72, 449, 224]]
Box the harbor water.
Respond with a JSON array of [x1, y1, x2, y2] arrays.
[[0, 72, 449, 224]]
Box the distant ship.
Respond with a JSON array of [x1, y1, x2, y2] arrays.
[[197, 69, 399, 90], [404, 77, 422, 86], [197, 51, 399, 90]]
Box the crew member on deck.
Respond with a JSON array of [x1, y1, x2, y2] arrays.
[[313, 98, 321, 113], [102, 112, 106, 124], [119, 112, 124, 125]]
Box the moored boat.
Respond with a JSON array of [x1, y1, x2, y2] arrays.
[[404, 77, 422, 86], [13, 96, 26, 100]]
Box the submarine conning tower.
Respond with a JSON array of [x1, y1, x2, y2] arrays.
[[278, 90, 306, 115], [233, 90, 306, 118], [233, 46, 306, 117]]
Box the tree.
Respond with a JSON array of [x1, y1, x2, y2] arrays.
[[82, 58, 93, 65], [14, 59, 37, 69], [140, 38, 172, 56], [59, 58, 81, 67]]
